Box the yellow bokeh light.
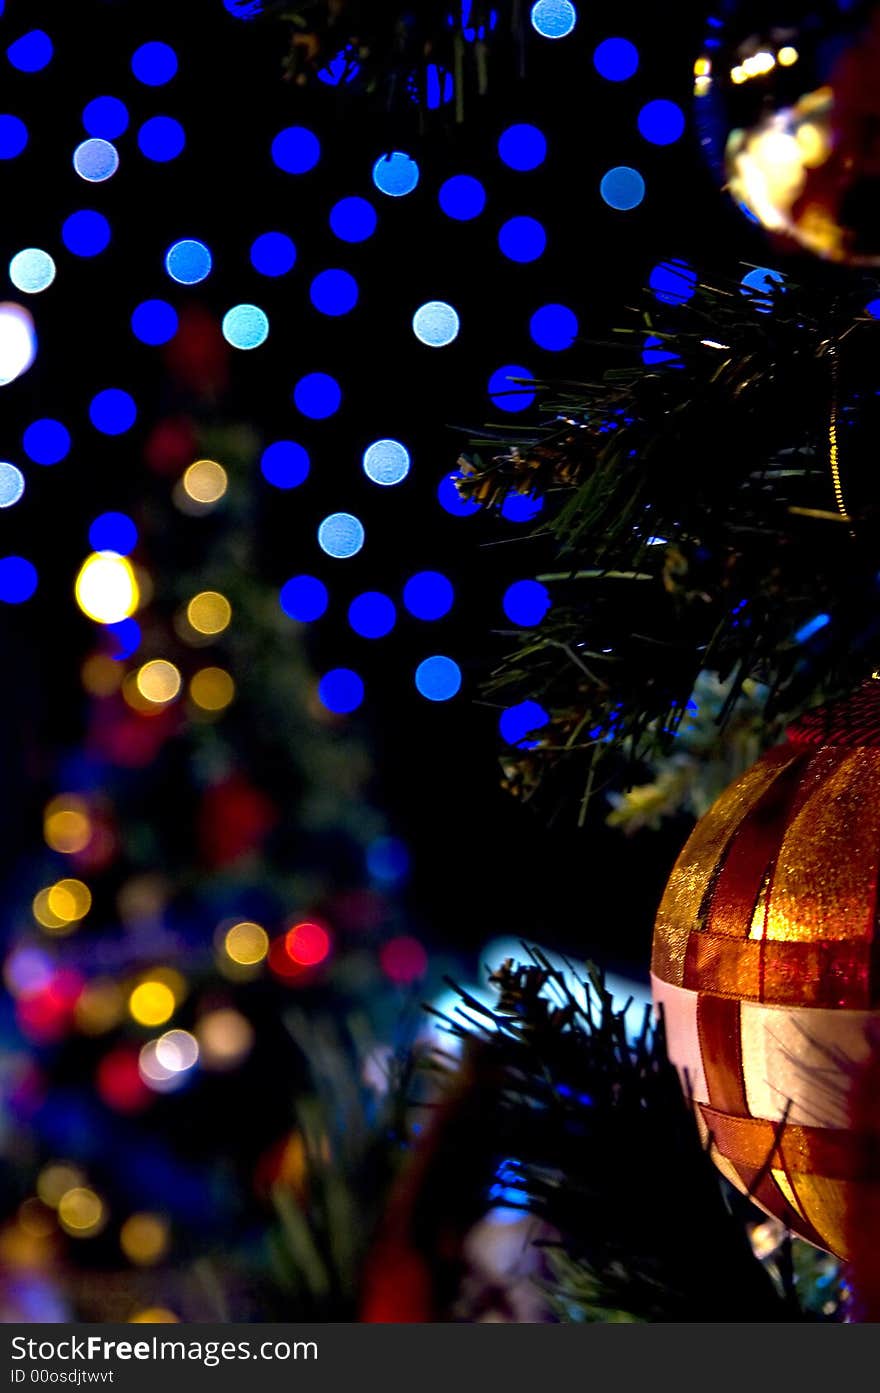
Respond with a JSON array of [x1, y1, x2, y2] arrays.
[[190, 667, 235, 712], [75, 552, 140, 625], [75, 978, 126, 1035], [129, 980, 176, 1028], [47, 878, 92, 924], [693, 57, 711, 77], [730, 64, 747, 83], [224, 921, 269, 966], [120, 1212, 170, 1267], [58, 1187, 105, 1237], [129, 1309, 179, 1324], [187, 591, 231, 635], [135, 660, 182, 705], [37, 1163, 85, 1209], [778, 45, 798, 66], [44, 796, 92, 854], [33, 887, 81, 936], [197, 1008, 255, 1071], [82, 653, 124, 697], [18, 1197, 55, 1238], [183, 459, 227, 504]]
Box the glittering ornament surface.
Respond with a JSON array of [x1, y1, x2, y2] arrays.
[[652, 681, 880, 1258], [696, 1, 880, 264]]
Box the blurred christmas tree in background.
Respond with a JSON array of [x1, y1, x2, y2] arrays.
[[0, 310, 433, 1323]]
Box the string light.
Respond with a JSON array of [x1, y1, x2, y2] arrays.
[[83, 97, 129, 139], [183, 458, 227, 503], [415, 655, 461, 701], [0, 462, 25, 507], [272, 126, 320, 174], [73, 138, 119, 182], [189, 667, 235, 711], [250, 232, 296, 276], [330, 196, 377, 241], [362, 439, 410, 486], [0, 115, 28, 159], [131, 42, 178, 85], [0, 302, 37, 384], [222, 303, 269, 349], [58, 1187, 105, 1237], [62, 210, 111, 257], [498, 124, 546, 171], [120, 1213, 170, 1266], [187, 591, 231, 635], [75, 552, 139, 624], [7, 29, 53, 72], [224, 921, 269, 966], [280, 575, 328, 622], [593, 37, 638, 80], [412, 301, 460, 346], [44, 796, 91, 854], [498, 216, 546, 262], [129, 979, 176, 1028], [135, 660, 182, 705], [9, 248, 56, 294], [372, 151, 419, 197], [23, 418, 70, 464]]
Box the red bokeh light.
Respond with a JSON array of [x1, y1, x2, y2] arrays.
[[285, 921, 331, 967], [379, 936, 428, 985], [97, 1046, 152, 1113]]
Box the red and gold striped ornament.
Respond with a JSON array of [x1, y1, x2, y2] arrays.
[[652, 680, 880, 1259]]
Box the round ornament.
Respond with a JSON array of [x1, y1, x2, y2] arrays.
[[653, 679, 880, 1258], [696, 1, 880, 264]]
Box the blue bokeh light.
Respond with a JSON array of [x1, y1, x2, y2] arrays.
[[9, 248, 55, 294], [866, 298, 880, 319], [7, 30, 53, 72], [62, 210, 111, 256], [366, 837, 410, 886], [0, 114, 27, 159], [372, 151, 419, 197], [499, 699, 549, 748], [600, 166, 645, 210], [330, 196, 378, 243], [131, 42, 178, 86], [165, 238, 212, 284], [638, 99, 685, 146], [498, 123, 546, 171], [0, 556, 37, 603], [272, 126, 320, 174], [529, 303, 577, 350], [318, 512, 364, 558], [138, 116, 185, 162], [280, 575, 328, 622], [437, 472, 480, 516], [294, 372, 342, 419], [23, 419, 70, 465], [593, 37, 638, 80], [649, 259, 697, 305], [348, 592, 396, 638], [107, 618, 141, 661], [250, 232, 296, 276], [310, 269, 359, 316], [73, 138, 118, 182], [223, 0, 262, 15], [319, 669, 364, 715], [363, 439, 410, 486], [0, 462, 24, 508], [439, 175, 487, 220], [642, 334, 681, 368], [795, 612, 830, 644], [415, 656, 461, 702], [741, 266, 785, 311], [89, 389, 137, 436], [131, 299, 178, 346], [489, 365, 537, 412], [501, 492, 544, 522], [404, 571, 454, 620], [413, 300, 460, 347], [89, 512, 138, 555], [222, 303, 269, 349], [503, 580, 551, 626], [83, 96, 129, 139], [261, 440, 310, 490], [318, 45, 361, 86], [498, 216, 546, 262], [530, 0, 577, 38]]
